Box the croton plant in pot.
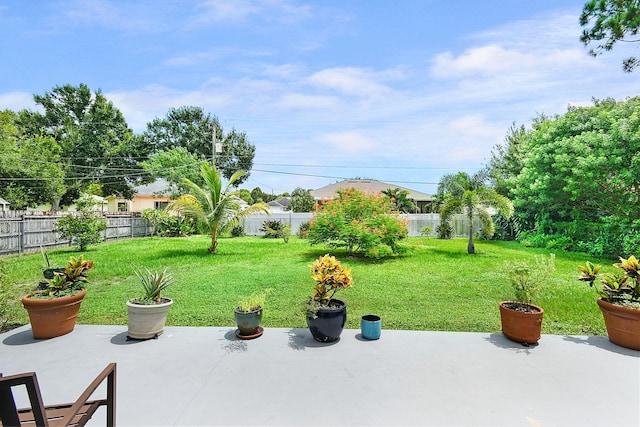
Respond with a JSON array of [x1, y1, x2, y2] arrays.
[[22, 255, 94, 339], [303, 254, 354, 343], [577, 255, 640, 350]]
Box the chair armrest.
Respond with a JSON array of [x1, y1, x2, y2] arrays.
[[61, 363, 117, 426]]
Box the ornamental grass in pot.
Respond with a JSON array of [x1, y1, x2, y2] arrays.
[[577, 255, 640, 350], [303, 254, 354, 343], [127, 267, 175, 340], [499, 254, 555, 345], [234, 288, 272, 339], [22, 255, 94, 339]]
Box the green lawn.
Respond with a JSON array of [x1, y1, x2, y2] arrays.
[[2, 236, 612, 335]]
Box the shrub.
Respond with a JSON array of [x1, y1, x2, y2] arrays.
[[261, 220, 287, 238], [230, 225, 246, 237], [142, 208, 195, 237], [307, 188, 408, 258], [55, 211, 107, 251], [297, 221, 311, 239], [436, 222, 453, 239]]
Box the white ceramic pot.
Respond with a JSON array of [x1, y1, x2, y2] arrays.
[[126, 299, 173, 340]]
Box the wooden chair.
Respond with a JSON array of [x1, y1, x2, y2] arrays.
[[0, 363, 116, 427]]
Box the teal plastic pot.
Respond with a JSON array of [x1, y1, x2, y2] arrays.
[[361, 314, 381, 340]]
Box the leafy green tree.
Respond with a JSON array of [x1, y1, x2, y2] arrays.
[[308, 188, 408, 258], [250, 187, 277, 203], [580, 0, 640, 72], [54, 195, 108, 251], [0, 110, 65, 208], [488, 123, 528, 198], [143, 106, 255, 185], [438, 171, 514, 254], [18, 84, 143, 208], [168, 163, 269, 253], [290, 187, 315, 212], [140, 147, 203, 195], [237, 189, 254, 204], [381, 188, 418, 213]]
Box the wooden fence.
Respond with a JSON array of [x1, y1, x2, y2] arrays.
[[0, 212, 152, 255]]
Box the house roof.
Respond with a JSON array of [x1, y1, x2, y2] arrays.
[[268, 197, 291, 208], [310, 179, 432, 202], [0, 197, 9, 205], [133, 178, 172, 196]]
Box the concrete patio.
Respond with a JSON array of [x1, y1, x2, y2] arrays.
[[1, 324, 639, 427]]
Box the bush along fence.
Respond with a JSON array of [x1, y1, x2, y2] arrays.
[[240, 213, 480, 239], [0, 212, 153, 255]]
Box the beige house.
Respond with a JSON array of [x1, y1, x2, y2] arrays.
[[310, 179, 434, 213], [106, 179, 172, 213]]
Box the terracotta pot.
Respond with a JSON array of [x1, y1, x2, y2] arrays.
[[127, 299, 173, 340], [22, 289, 86, 339], [597, 298, 640, 351], [499, 301, 544, 344], [306, 299, 347, 342]]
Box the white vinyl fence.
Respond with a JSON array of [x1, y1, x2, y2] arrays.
[[241, 212, 479, 238]]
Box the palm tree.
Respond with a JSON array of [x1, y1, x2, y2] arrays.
[[169, 162, 269, 253], [438, 170, 513, 254]]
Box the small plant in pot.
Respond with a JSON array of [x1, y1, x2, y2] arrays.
[[234, 288, 273, 339], [577, 256, 640, 350], [40, 247, 65, 281], [22, 255, 94, 339], [303, 254, 354, 343], [126, 267, 175, 340], [499, 254, 555, 345]]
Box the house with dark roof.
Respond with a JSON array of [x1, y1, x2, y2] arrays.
[[310, 179, 434, 213]]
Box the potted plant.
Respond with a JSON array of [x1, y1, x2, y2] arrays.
[[577, 255, 640, 350], [40, 247, 65, 280], [126, 267, 175, 340], [303, 254, 354, 342], [499, 254, 555, 345], [22, 255, 94, 339], [234, 288, 273, 339]]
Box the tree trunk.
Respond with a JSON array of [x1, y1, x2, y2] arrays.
[[467, 212, 475, 254]]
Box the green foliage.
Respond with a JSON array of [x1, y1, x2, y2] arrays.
[[168, 162, 270, 253], [21, 84, 143, 208], [143, 107, 256, 185], [436, 222, 453, 239], [141, 208, 195, 237], [0, 261, 30, 331], [580, 0, 640, 72], [31, 255, 94, 299], [130, 267, 175, 305], [54, 208, 107, 251], [420, 226, 433, 237], [230, 225, 246, 237], [438, 170, 513, 254], [382, 188, 417, 213], [236, 288, 273, 313], [506, 254, 555, 305], [307, 188, 409, 258], [140, 148, 204, 194], [290, 187, 315, 212], [297, 221, 311, 239], [578, 255, 640, 306], [304, 254, 354, 318], [260, 220, 290, 240]]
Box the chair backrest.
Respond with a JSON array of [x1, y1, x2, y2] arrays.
[[0, 371, 49, 426]]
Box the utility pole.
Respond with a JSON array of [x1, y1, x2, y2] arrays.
[[212, 125, 222, 167]]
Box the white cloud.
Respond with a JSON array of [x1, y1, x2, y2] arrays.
[[191, 0, 310, 26], [308, 67, 397, 98], [320, 131, 376, 153], [0, 92, 36, 111]]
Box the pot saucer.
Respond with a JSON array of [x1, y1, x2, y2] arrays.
[[235, 326, 264, 340]]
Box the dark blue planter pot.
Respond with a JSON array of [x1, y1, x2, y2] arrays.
[[306, 299, 347, 342], [235, 307, 263, 337]]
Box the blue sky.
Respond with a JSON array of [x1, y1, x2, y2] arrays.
[[2, 0, 640, 195]]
